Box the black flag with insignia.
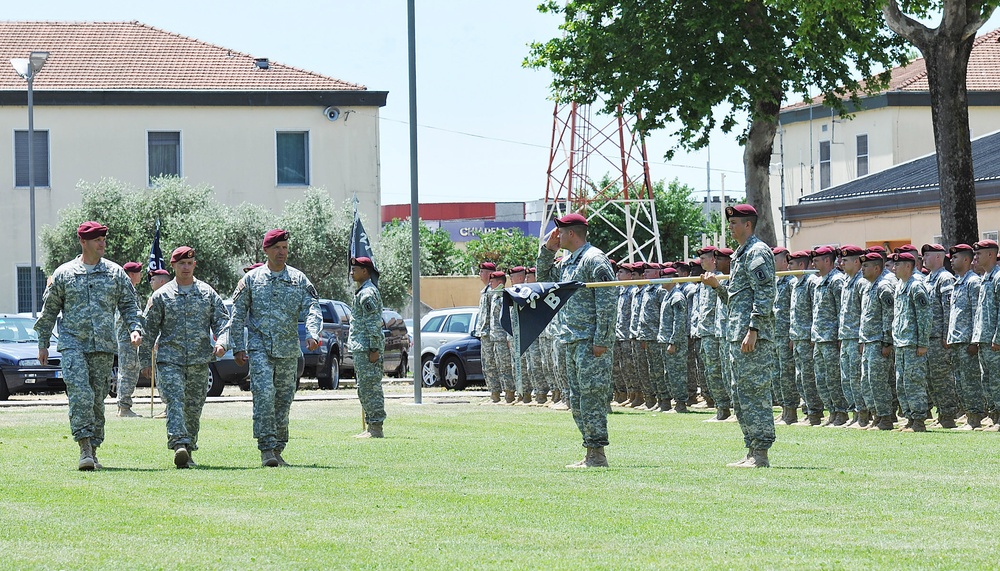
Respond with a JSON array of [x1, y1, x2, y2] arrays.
[[350, 199, 379, 285], [500, 281, 583, 356], [147, 221, 165, 274]]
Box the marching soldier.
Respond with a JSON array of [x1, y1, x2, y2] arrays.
[[811, 245, 850, 426], [947, 244, 987, 429], [141, 247, 229, 467], [921, 243, 960, 428], [891, 252, 932, 432], [34, 221, 142, 470], [349, 256, 387, 438], [859, 252, 898, 431]]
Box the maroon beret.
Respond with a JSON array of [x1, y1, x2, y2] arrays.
[[170, 246, 195, 264], [725, 204, 758, 218], [892, 252, 917, 263], [839, 244, 865, 257], [975, 239, 999, 251], [692, 257, 702, 265], [122, 262, 143, 273], [509, 266, 527, 274], [866, 245, 887, 255], [149, 268, 170, 277], [479, 262, 496, 271], [950, 244, 974, 255], [661, 267, 678, 277], [696, 246, 718, 256], [861, 252, 883, 263], [813, 245, 836, 257], [788, 250, 812, 260], [77, 221, 108, 240], [243, 262, 264, 273], [772, 247, 788, 256], [894, 244, 918, 254], [262, 228, 290, 249], [489, 271, 507, 280], [526, 267, 536, 274], [351, 256, 378, 274], [647, 262, 662, 270], [717, 248, 734, 258], [673, 261, 690, 270], [921, 243, 946, 254], [554, 213, 588, 228]]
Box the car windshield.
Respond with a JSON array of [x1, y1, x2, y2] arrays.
[[0, 317, 43, 343]]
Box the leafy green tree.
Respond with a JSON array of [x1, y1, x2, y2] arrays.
[[881, 0, 1000, 246], [277, 189, 353, 304], [461, 228, 541, 274], [527, 0, 909, 246]]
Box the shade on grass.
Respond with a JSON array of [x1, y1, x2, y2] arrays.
[[2, 392, 999, 570]]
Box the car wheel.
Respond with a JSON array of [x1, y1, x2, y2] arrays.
[[0, 373, 9, 400], [107, 365, 119, 398], [421, 355, 439, 387], [440, 356, 467, 391], [207, 366, 225, 397], [318, 352, 341, 390]]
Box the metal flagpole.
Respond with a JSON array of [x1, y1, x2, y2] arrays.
[[150, 346, 156, 417], [407, 0, 423, 404]]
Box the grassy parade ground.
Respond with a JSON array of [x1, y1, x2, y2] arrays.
[[2, 385, 998, 570]]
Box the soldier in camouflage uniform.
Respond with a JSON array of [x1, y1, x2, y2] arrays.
[[811, 246, 850, 426], [859, 253, 898, 431], [657, 267, 689, 412], [838, 245, 870, 427], [627, 263, 654, 408], [141, 247, 229, 468], [114, 262, 145, 417], [474, 262, 500, 403], [771, 248, 799, 425], [788, 250, 823, 425], [947, 244, 986, 429], [677, 262, 705, 405], [715, 249, 735, 417], [35, 221, 143, 471], [921, 243, 960, 428], [971, 239, 1000, 425], [611, 262, 633, 405], [536, 213, 616, 468], [228, 229, 322, 467], [891, 252, 932, 432], [704, 205, 776, 468], [509, 266, 535, 404], [525, 268, 551, 404], [638, 263, 668, 410], [487, 271, 517, 404], [697, 247, 729, 421], [349, 256, 387, 438], [620, 263, 644, 407]]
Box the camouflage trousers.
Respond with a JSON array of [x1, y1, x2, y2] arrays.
[[116, 342, 141, 409], [793, 340, 823, 415], [700, 337, 729, 409], [61, 350, 115, 447], [480, 337, 500, 393], [248, 351, 298, 452], [491, 335, 515, 393], [157, 362, 209, 450], [977, 344, 1000, 414], [926, 339, 959, 419], [774, 338, 799, 408], [510, 341, 533, 396], [353, 351, 386, 424], [687, 337, 704, 403], [632, 342, 653, 397], [563, 340, 613, 448], [663, 344, 688, 404], [719, 336, 734, 403], [620, 341, 641, 393], [951, 344, 986, 416], [728, 340, 776, 450], [539, 333, 559, 394], [861, 343, 895, 417], [813, 341, 848, 413], [550, 337, 569, 394], [611, 339, 628, 393], [895, 346, 929, 420], [528, 341, 549, 395], [839, 339, 864, 413], [646, 342, 667, 399]]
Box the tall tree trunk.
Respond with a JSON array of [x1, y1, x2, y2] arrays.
[[744, 93, 781, 247], [925, 36, 979, 247]]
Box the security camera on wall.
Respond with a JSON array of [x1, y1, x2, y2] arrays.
[[323, 106, 341, 121]]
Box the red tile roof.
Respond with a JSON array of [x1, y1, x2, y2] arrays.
[[0, 21, 365, 91], [783, 27, 1000, 111]]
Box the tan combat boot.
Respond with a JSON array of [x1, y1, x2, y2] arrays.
[[368, 422, 384, 438], [261, 450, 279, 467], [783, 407, 798, 425], [504, 390, 516, 404], [520, 392, 532, 405], [566, 448, 593, 468], [117, 405, 140, 418], [91, 447, 103, 470], [671, 402, 689, 414], [489, 391, 501, 404], [726, 451, 751, 467], [959, 412, 983, 430], [78, 438, 95, 471], [535, 392, 548, 405], [551, 389, 561, 403], [273, 450, 289, 466], [744, 448, 770, 468], [174, 446, 190, 469]]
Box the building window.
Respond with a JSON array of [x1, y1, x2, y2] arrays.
[[819, 140, 831, 190], [14, 130, 49, 188], [148, 131, 181, 184], [984, 231, 999, 242], [856, 134, 869, 177], [17, 266, 45, 313], [276, 131, 309, 186]]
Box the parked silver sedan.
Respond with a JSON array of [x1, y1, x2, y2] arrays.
[[416, 307, 479, 387]]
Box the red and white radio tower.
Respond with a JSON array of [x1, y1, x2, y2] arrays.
[[541, 100, 662, 263]]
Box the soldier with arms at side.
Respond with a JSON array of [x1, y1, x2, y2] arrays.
[[349, 256, 387, 438]]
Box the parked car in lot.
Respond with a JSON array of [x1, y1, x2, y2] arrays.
[[0, 314, 64, 399], [431, 334, 484, 391], [417, 307, 479, 387]]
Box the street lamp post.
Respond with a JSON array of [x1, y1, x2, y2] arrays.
[[10, 51, 48, 317]]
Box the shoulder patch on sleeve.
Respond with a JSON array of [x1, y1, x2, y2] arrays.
[[749, 256, 765, 271]]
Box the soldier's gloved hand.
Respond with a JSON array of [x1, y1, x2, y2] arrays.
[[881, 345, 892, 358], [213, 345, 226, 358], [306, 338, 320, 351], [968, 344, 980, 356], [130, 331, 142, 348], [38, 348, 48, 366], [368, 350, 380, 363], [234, 351, 248, 367], [592, 345, 607, 357]]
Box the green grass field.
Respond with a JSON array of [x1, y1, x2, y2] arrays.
[[2, 389, 999, 570]]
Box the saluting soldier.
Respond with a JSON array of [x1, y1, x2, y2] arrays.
[[921, 243, 960, 428], [838, 245, 870, 427], [349, 256, 387, 438], [891, 252, 932, 432], [703, 205, 776, 468], [141, 247, 229, 468], [657, 267, 689, 412], [811, 245, 850, 426], [971, 239, 1000, 425], [115, 261, 145, 418], [947, 244, 987, 429], [228, 229, 322, 467], [859, 252, 898, 431], [474, 262, 500, 403], [772, 247, 799, 424], [536, 213, 616, 468], [34, 221, 142, 470], [788, 250, 823, 425]]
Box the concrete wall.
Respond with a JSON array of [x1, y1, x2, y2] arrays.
[[0, 103, 381, 312]]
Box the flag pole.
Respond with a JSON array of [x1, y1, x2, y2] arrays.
[[582, 269, 818, 288], [150, 346, 156, 418]]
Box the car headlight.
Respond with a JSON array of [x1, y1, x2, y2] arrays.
[[20, 358, 41, 366]]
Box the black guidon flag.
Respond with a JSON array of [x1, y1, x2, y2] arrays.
[[349, 201, 379, 286], [148, 222, 165, 274], [500, 281, 583, 356]]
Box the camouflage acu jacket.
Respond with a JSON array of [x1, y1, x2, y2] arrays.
[[228, 264, 321, 358]]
